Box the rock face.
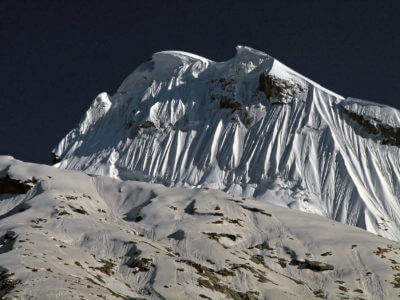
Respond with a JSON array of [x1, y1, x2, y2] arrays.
[[1, 156, 400, 299], [258, 73, 304, 103], [53, 46, 400, 240]]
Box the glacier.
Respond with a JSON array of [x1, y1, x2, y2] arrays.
[[53, 46, 400, 241]]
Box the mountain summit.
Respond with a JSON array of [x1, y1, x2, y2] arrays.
[[53, 46, 400, 240]]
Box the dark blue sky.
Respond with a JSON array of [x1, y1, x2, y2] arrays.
[[1, 1, 399, 164]]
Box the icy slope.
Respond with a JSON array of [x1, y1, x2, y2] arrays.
[[1, 156, 400, 299], [53, 46, 400, 240]]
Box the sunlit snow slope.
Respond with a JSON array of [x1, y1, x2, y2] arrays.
[[53, 46, 400, 240], [1, 156, 400, 299]]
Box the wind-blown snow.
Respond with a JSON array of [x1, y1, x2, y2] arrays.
[[1, 156, 400, 299], [53, 46, 400, 241]]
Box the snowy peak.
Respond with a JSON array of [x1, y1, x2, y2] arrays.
[[119, 46, 271, 94], [117, 45, 341, 102], [53, 46, 400, 241], [118, 49, 211, 94], [79, 92, 112, 134]]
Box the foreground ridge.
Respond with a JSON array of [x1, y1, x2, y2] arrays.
[[1, 156, 400, 299], [53, 46, 400, 240]]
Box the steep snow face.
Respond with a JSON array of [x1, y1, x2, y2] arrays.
[[53, 46, 400, 240], [1, 156, 400, 299]]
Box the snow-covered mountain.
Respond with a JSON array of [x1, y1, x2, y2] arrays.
[[1, 156, 400, 299], [53, 46, 400, 241]]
